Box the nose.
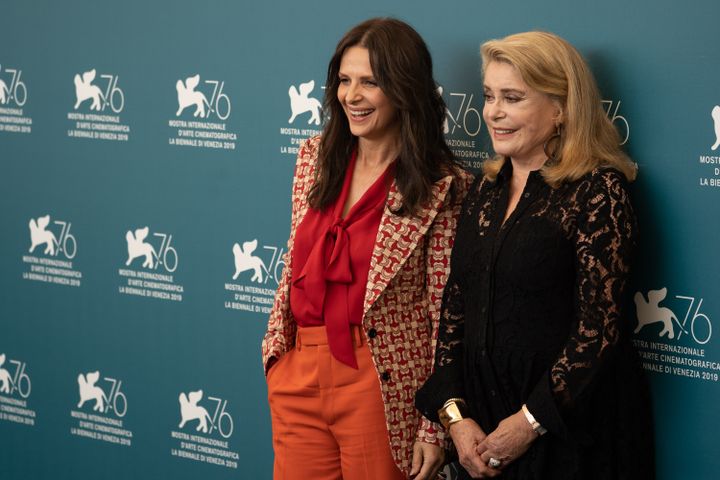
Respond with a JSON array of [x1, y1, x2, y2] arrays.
[[484, 98, 504, 121], [345, 81, 361, 104]]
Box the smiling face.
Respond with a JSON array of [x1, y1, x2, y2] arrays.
[[483, 61, 561, 167], [337, 46, 400, 146]]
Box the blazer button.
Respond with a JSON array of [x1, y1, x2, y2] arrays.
[[381, 371, 391, 382], [367, 328, 377, 339]]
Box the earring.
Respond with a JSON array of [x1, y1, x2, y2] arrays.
[[543, 124, 562, 163]]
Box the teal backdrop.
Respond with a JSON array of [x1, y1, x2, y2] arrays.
[[1, 0, 718, 478]]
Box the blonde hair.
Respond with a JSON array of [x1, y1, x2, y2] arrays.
[[480, 31, 637, 185]]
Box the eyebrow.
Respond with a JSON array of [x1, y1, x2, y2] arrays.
[[338, 72, 376, 80], [483, 86, 526, 95]]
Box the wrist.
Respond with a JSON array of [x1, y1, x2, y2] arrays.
[[521, 404, 547, 436], [438, 398, 470, 429]]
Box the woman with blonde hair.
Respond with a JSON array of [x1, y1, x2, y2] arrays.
[[416, 31, 654, 479]]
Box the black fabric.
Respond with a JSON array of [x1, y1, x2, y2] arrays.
[[416, 160, 655, 479]]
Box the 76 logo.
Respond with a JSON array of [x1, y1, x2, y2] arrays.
[[0, 64, 28, 106], [28, 215, 77, 259], [73, 69, 124, 113], [602, 99, 629, 145], [175, 74, 231, 120], [77, 371, 128, 417], [0, 353, 32, 399], [232, 239, 285, 286], [635, 288, 712, 345], [178, 389, 234, 438], [439, 86, 482, 137], [125, 227, 178, 273]]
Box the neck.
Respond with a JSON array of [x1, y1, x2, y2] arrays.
[[357, 136, 400, 168], [510, 155, 546, 180]]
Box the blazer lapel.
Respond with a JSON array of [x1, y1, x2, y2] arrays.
[[363, 175, 453, 316]]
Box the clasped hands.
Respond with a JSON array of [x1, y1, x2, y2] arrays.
[[448, 410, 538, 478]]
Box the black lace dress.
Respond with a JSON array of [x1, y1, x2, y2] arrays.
[[416, 160, 654, 479]]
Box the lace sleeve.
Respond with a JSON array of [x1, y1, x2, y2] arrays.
[[526, 170, 637, 432]]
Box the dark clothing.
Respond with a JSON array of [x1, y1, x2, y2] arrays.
[[416, 160, 654, 479]]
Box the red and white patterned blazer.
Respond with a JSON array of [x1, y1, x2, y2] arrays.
[[262, 136, 473, 475]]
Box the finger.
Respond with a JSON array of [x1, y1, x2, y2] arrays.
[[414, 459, 432, 480], [409, 443, 423, 477], [417, 449, 444, 480], [475, 441, 489, 456]]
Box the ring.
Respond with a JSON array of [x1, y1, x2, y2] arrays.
[[488, 457, 502, 468]]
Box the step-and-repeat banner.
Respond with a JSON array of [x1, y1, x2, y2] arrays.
[[1, 0, 718, 478]]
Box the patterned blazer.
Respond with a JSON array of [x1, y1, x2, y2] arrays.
[[262, 136, 473, 475]]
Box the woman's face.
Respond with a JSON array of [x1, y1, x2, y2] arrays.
[[337, 46, 399, 145], [482, 61, 561, 165]]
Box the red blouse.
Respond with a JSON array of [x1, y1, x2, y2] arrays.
[[290, 151, 394, 368]]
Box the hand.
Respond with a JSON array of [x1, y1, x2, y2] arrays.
[[476, 410, 538, 470], [410, 441, 444, 480], [448, 419, 500, 478]]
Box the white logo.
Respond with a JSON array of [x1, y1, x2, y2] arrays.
[[232, 240, 266, 282], [634, 288, 677, 339], [602, 99, 629, 145], [0, 64, 27, 106], [231, 239, 285, 286], [0, 353, 31, 398], [178, 390, 234, 438], [28, 215, 77, 259], [711, 105, 720, 151], [0, 77, 6, 104], [125, 227, 178, 272], [634, 288, 712, 345], [125, 227, 156, 268], [77, 371, 105, 411], [73, 69, 124, 113], [438, 86, 482, 137], [77, 371, 127, 417], [288, 80, 322, 125], [175, 74, 231, 120]]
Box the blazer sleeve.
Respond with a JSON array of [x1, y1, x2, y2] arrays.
[[415, 169, 474, 446], [261, 136, 319, 374]]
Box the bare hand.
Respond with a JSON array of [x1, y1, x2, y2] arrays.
[[448, 419, 501, 478], [476, 410, 538, 470], [410, 441, 445, 480]]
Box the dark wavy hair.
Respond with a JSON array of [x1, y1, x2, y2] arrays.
[[309, 17, 460, 216]]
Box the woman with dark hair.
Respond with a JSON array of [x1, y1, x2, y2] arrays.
[[416, 31, 654, 479], [262, 17, 472, 480]]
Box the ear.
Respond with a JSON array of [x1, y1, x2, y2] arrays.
[[552, 101, 564, 127]]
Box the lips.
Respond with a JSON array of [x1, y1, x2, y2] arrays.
[[493, 128, 516, 135], [348, 108, 374, 121]]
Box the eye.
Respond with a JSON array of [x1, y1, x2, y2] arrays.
[[505, 96, 521, 103], [483, 93, 494, 102], [338, 77, 350, 85], [364, 79, 378, 87]]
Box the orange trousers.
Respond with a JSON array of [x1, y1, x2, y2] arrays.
[[267, 325, 406, 480]]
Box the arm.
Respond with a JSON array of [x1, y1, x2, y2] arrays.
[[415, 172, 477, 423], [261, 136, 320, 374], [415, 170, 474, 445], [525, 169, 637, 433], [410, 172, 478, 479]]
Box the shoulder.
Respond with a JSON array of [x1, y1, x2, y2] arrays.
[[454, 168, 475, 195], [296, 135, 321, 170], [443, 167, 475, 207], [576, 167, 632, 204], [293, 135, 321, 187]]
